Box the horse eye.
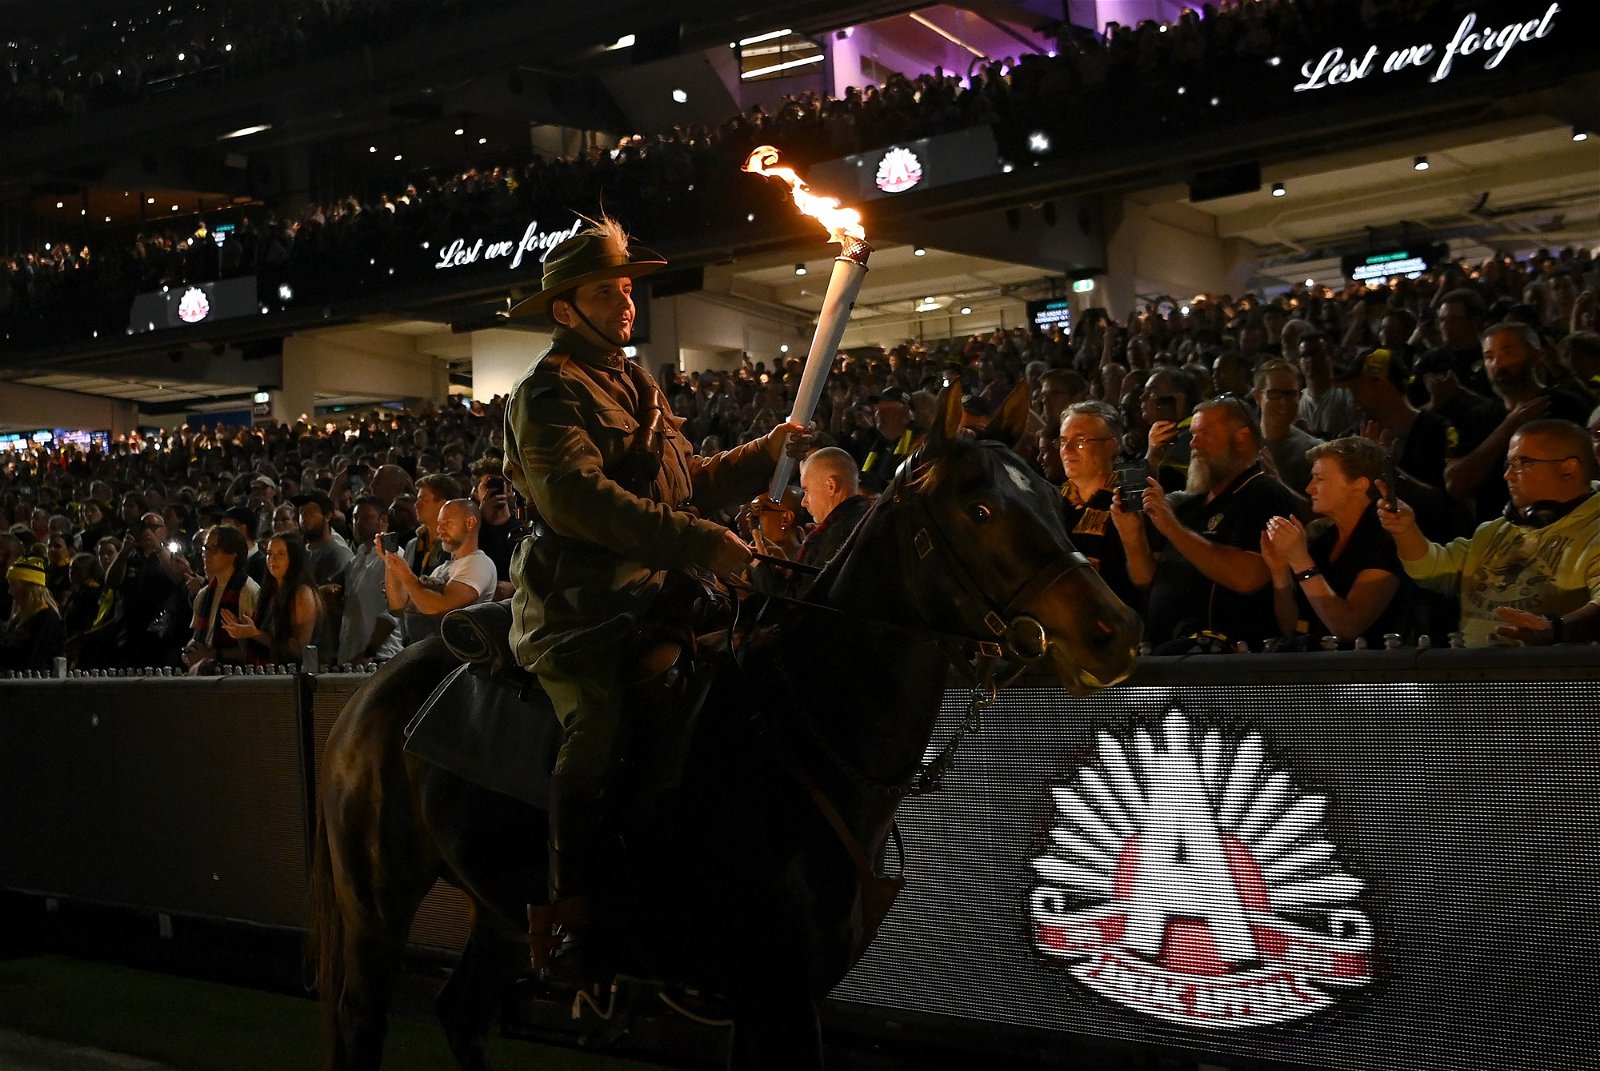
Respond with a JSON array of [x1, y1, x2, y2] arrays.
[[970, 503, 993, 522]]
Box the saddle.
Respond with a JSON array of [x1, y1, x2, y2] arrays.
[[403, 592, 721, 812]]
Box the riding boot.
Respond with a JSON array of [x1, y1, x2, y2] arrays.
[[530, 773, 612, 984]]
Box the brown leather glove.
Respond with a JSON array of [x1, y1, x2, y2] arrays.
[[705, 528, 754, 581]]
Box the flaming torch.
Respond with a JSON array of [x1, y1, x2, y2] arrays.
[[743, 145, 873, 500]]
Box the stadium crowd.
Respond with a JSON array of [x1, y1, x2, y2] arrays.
[[3, 247, 1598, 673], [1, 0, 1493, 348]]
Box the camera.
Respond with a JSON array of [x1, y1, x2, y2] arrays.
[[380, 532, 402, 554], [1113, 462, 1148, 511]]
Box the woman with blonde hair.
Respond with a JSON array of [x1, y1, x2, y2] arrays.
[[1261, 436, 1412, 648], [0, 552, 66, 672]]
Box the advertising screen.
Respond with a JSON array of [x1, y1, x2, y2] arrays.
[[833, 663, 1593, 1070]]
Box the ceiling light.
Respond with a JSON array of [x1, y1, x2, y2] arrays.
[[393, 154, 403, 161], [1574, 127, 1590, 142], [779, 344, 789, 353], [218, 123, 271, 140], [740, 54, 823, 79], [1267, 56, 1281, 66], [478, 137, 487, 145], [960, 306, 971, 315], [454, 128, 464, 136], [738, 28, 793, 46], [147, 197, 155, 204], [55, 201, 63, 209], [794, 264, 807, 276], [671, 88, 688, 103], [913, 247, 926, 256], [606, 33, 635, 50], [170, 204, 179, 211], [1306, 278, 1316, 287], [1413, 155, 1429, 170], [368, 145, 377, 153], [1271, 182, 1285, 197], [1027, 130, 1051, 154]]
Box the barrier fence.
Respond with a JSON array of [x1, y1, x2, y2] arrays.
[[1, 648, 1594, 1070]]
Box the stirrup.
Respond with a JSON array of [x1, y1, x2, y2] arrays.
[[527, 899, 590, 973]]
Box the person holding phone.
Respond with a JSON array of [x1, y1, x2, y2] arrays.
[[1059, 401, 1143, 610], [1138, 368, 1197, 492], [337, 495, 402, 667], [470, 455, 518, 601]]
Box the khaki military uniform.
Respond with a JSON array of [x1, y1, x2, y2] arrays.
[[503, 327, 779, 785]]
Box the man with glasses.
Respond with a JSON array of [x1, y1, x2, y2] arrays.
[[1059, 401, 1143, 609], [1379, 419, 1600, 646], [102, 511, 190, 668], [1253, 359, 1319, 500], [1139, 368, 1198, 491]]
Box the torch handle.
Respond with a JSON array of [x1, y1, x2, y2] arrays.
[[768, 244, 871, 499]]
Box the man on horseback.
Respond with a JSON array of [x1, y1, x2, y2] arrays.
[[501, 215, 808, 980]]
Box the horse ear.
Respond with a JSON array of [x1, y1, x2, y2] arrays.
[[923, 386, 965, 453], [980, 382, 1034, 449]]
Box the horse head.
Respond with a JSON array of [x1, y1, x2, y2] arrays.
[[871, 384, 1141, 694]]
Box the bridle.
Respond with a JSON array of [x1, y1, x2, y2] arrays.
[[885, 450, 1093, 672]]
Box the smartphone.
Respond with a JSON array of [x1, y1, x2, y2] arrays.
[[380, 532, 401, 554], [1382, 448, 1399, 510], [1113, 462, 1148, 511], [165, 539, 184, 555]]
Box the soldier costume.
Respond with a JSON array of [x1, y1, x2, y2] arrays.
[[502, 216, 798, 974]]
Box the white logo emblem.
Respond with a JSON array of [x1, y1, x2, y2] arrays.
[[176, 287, 211, 323], [875, 147, 923, 193], [1029, 708, 1374, 1027]]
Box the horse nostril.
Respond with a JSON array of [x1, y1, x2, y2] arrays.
[[1094, 619, 1116, 638]]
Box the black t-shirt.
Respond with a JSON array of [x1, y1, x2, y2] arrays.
[[1144, 464, 1304, 649], [1062, 486, 1141, 612], [1409, 344, 1490, 406], [476, 515, 519, 581], [1289, 508, 1412, 648], [1453, 388, 1593, 525]]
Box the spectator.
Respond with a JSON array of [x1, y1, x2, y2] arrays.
[[1380, 419, 1600, 646], [381, 498, 496, 645], [223, 532, 322, 666], [182, 524, 259, 673], [0, 532, 22, 622], [1261, 437, 1411, 648], [1333, 346, 1459, 534], [0, 552, 64, 672], [404, 473, 460, 581], [337, 495, 402, 667], [796, 447, 870, 568], [1056, 401, 1143, 609], [470, 456, 518, 600], [1139, 367, 1198, 491], [1127, 397, 1305, 652], [1412, 288, 1491, 412], [98, 512, 191, 668], [1443, 321, 1593, 525], [1296, 331, 1358, 439], [858, 387, 920, 493], [59, 552, 104, 663], [1253, 358, 1319, 498]]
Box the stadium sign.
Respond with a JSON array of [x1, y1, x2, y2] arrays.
[[1029, 707, 1374, 1028], [1294, 2, 1560, 91], [431, 217, 585, 273]]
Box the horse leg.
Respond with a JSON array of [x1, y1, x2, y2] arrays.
[[727, 998, 823, 1071], [435, 906, 526, 1071]]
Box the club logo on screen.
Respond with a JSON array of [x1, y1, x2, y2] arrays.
[[177, 286, 211, 323], [875, 147, 923, 193], [1028, 708, 1374, 1027]]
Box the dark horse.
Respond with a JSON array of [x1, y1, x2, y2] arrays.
[[312, 387, 1141, 1070]]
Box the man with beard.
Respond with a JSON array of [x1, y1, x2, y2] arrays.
[[1122, 398, 1305, 652], [1442, 322, 1591, 526], [379, 498, 496, 642]]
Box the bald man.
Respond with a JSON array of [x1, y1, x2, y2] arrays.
[[379, 498, 496, 644], [798, 447, 871, 567]]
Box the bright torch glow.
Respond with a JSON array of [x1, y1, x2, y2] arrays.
[[742, 145, 865, 244], [741, 145, 873, 502]]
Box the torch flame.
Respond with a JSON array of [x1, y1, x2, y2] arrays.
[[742, 144, 865, 245]]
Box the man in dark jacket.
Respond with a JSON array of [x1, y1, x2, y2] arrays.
[[502, 216, 806, 976], [797, 447, 870, 567]]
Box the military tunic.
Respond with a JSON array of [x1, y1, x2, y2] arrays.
[[503, 327, 779, 782]]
